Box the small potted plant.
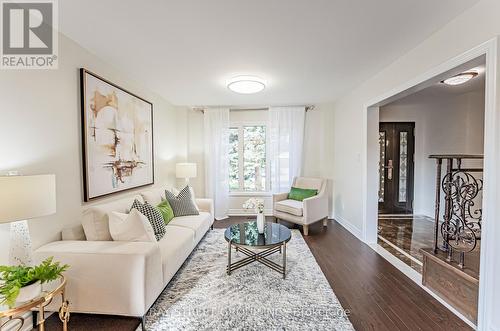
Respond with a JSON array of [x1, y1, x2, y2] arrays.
[[243, 198, 265, 234], [0, 257, 69, 308]]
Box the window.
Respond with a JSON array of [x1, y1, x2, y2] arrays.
[[229, 128, 239, 190], [229, 124, 268, 191]]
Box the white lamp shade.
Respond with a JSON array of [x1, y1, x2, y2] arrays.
[[175, 163, 197, 179], [0, 174, 56, 223]]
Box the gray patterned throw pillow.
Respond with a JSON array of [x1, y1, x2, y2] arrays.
[[165, 186, 199, 217], [131, 199, 166, 241]]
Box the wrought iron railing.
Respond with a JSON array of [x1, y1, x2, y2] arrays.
[[429, 154, 483, 269]]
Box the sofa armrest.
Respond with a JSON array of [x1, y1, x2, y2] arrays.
[[303, 193, 329, 224], [34, 240, 163, 317], [196, 198, 214, 223]]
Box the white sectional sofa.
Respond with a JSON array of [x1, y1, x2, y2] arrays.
[[34, 187, 214, 320]]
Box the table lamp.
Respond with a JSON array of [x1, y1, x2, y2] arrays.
[[0, 174, 56, 266], [175, 163, 197, 185]]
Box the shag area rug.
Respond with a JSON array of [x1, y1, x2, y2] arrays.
[[144, 229, 354, 331]]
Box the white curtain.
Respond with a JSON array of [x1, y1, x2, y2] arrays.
[[268, 106, 306, 193], [204, 108, 230, 220]]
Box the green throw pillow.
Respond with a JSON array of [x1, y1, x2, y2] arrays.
[[157, 199, 174, 225], [288, 187, 318, 201]]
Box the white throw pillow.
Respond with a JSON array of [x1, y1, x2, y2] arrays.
[[108, 209, 157, 242]]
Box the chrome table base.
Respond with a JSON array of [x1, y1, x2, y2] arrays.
[[227, 241, 287, 279]]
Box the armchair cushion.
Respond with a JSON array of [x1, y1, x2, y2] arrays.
[[272, 192, 289, 203], [275, 199, 303, 217]]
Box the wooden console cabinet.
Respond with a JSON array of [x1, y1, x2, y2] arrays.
[[421, 248, 478, 324]]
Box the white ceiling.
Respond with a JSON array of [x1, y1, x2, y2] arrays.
[[59, 0, 479, 106]]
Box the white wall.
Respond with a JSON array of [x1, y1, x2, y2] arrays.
[[179, 108, 204, 195], [329, 0, 500, 329], [0, 33, 188, 264], [380, 89, 485, 217], [302, 104, 335, 217]]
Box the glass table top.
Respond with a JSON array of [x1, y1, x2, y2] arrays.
[[224, 221, 291, 247]]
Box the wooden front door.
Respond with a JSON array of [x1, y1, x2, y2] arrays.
[[378, 122, 415, 214]]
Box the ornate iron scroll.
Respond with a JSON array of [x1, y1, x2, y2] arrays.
[[430, 155, 483, 269]]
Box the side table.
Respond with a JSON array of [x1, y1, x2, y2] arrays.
[[0, 276, 70, 331]]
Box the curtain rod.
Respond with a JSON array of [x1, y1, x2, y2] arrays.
[[194, 105, 315, 113]]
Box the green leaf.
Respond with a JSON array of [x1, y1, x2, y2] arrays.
[[0, 257, 69, 308]]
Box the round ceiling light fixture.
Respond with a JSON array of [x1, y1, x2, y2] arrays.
[[227, 75, 266, 94], [442, 71, 478, 86]]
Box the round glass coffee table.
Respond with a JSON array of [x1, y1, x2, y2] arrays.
[[224, 221, 291, 279]]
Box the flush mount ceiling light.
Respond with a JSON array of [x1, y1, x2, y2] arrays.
[[441, 71, 478, 86], [227, 76, 266, 94]]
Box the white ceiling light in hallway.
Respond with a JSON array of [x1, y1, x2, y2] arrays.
[[442, 71, 478, 86], [227, 76, 266, 94]]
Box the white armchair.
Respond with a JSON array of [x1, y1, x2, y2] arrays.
[[272, 177, 329, 235]]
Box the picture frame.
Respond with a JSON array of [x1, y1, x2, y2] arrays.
[[80, 68, 154, 201]]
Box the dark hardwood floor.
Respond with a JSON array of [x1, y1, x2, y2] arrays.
[[296, 219, 472, 330], [377, 215, 480, 278], [42, 217, 472, 331]]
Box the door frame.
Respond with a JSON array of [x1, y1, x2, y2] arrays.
[[378, 122, 415, 214], [361, 38, 498, 330]]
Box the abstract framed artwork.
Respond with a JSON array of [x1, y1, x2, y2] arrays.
[[80, 68, 154, 201]]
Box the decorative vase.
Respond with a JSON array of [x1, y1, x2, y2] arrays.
[[256, 212, 265, 234], [16, 281, 42, 303]]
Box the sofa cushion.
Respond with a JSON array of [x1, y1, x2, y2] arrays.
[[275, 199, 303, 217], [62, 225, 86, 241], [165, 186, 199, 217], [131, 200, 166, 241], [140, 188, 164, 206], [108, 210, 157, 242], [168, 212, 212, 244], [82, 195, 144, 241], [141, 186, 180, 206], [157, 225, 195, 283]]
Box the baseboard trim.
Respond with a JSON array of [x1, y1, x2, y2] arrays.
[[334, 215, 363, 240]]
